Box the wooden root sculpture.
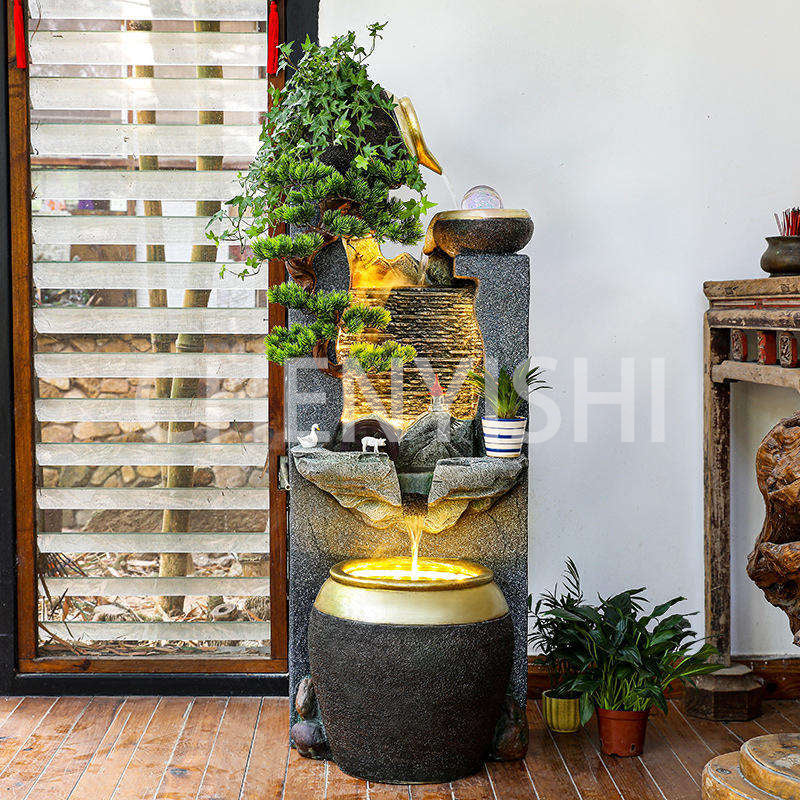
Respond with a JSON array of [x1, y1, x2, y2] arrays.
[[748, 411, 800, 645]]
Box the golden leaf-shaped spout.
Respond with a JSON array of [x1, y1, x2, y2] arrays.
[[392, 96, 442, 174]]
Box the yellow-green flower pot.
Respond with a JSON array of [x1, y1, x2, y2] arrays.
[[542, 690, 582, 733]]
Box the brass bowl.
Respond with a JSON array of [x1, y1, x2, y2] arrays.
[[430, 209, 534, 257]]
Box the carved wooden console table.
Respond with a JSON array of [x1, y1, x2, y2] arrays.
[[699, 275, 800, 716]]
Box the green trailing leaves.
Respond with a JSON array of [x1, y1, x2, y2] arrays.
[[211, 22, 433, 282]]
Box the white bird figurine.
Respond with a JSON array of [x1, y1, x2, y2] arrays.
[[298, 424, 320, 449]]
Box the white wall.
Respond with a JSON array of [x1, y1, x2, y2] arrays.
[[319, 0, 800, 654]]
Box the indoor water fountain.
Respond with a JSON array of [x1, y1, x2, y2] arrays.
[[286, 98, 534, 782]]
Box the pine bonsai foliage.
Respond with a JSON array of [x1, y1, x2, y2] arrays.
[[210, 22, 430, 376], [265, 283, 415, 376]]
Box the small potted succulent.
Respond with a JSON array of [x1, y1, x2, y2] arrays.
[[528, 559, 585, 733], [552, 587, 720, 756], [466, 359, 549, 458]]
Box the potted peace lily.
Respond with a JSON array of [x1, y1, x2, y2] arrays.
[[552, 586, 720, 756], [466, 359, 549, 458], [528, 559, 585, 733]]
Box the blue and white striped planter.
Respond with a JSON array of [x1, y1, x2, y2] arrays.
[[481, 417, 527, 458]]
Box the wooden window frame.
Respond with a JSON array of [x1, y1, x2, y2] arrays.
[[2, 0, 299, 687]]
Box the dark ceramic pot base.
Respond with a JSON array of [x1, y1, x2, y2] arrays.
[[308, 610, 513, 784]]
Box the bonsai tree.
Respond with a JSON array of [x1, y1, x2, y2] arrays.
[[266, 282, 415, 376], [211, 23, 433, 375]]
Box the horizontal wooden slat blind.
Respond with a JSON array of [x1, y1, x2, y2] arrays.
[[28, 5, 273, 660]]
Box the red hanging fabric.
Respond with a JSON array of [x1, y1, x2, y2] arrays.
[[13, 0, 27, 69], [267, 1, 279, 75]]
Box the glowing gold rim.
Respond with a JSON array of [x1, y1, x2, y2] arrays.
[[435, 209, 531, 221], [329, 557, 494, 592]]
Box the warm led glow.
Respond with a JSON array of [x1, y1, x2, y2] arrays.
[[344, 236, 423, 289], [342, 557, 479, 583]]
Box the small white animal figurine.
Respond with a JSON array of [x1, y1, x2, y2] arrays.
[[361, 436, 386, 454], [298, 424, 320, 449]]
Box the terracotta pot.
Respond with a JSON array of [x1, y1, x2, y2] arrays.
[[542, 691, 581, 733], [761, 236, 800, 276], [596, 708, 649, 756]]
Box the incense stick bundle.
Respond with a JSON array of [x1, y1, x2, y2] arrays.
[[776, 207, 800, 236]]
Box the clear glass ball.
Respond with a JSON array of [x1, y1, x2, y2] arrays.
[[461, 185, 503, 210]]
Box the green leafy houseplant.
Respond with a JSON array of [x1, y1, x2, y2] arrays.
[[211, 23, 432, 376], [466, 359, 549, 458], [466, 360, 549, 419], [529, 559, 585, 733], [528, 558, 584, 698], [548, 584, 720, 753]]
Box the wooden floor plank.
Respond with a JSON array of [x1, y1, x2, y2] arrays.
[[67, 696, 160, 800], [0, 696, 90, 799], [771, 700, 800, 729], [486, 760, 534, 800], [368, 780, 412, 800], [670, 701, 742, 755], [0, 697, 59, 774], [239, 697, 290, 800], [154, 696, 229, 800], [25, 696, 123, 800], [112, 696, 193, 800], [282, 746, 326, 800], [0, 698, 23, 729], [409, 781, 453, 800], [724, 701, 798, 742], [525, 702, 582, 800], [584, 716, 664, 800], [648, 707, 715, 782], [326, 762, 368, 799], [637, 714, 700, 800], [196, 697, 261, 800], [450, 766, 495, 800]]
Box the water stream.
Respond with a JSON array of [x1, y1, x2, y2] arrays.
[[441, 172, 459, 210], [405, 515, 426, 579]]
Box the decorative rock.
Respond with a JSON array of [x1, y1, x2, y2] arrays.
[[91, 466, 120, 487], [292, 447, 402, 528], [74, 421, 121, 440], [42, 468, 59, 487], [290, 720, 329, 760], [44, 377, 70, 391], [213, 466, 247, 489], [99, 378, 129, 394], [41, 424, 72, 443], [245, 378, 267, 397], [396, 412, 474, 474], [120, 465, 136, 484], [488, 694, 529, 761], [137, 465, 161, 479], [295, 676, 317, 720]]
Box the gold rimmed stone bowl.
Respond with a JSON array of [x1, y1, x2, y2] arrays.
[[308, 557, 513, 784], [429, 209, 534, 257]]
